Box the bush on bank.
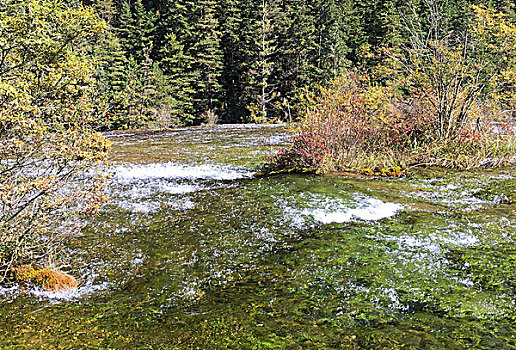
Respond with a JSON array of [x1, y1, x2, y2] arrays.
[[267, 5, 516, 175]]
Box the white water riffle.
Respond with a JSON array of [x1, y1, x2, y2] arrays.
[[110, 162, 253, 214], [115, 162, 253, 182], [306, 197, 401, 223], [0, 279, 109, 302], [29, 281, 110, 302], [286, 194, 403, 226]]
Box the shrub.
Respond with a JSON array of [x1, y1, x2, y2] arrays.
[[267, 68, 515, 173], [267, 70, 427, 172], [267, 4, 516, 174], [0, 0, 109, 282]]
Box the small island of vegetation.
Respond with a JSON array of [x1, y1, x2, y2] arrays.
[[267, 4, 516, 175]]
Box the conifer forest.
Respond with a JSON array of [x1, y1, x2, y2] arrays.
[[81, 0, 515, 128]]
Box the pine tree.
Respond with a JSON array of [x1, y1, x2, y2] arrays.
[[130, 0, 156, 63], [218, 0, 248, 123], [277, 0, 322, 119], [375, 0, 404, 46], [158, 32, 195, 125], [94, 30, 129, 128], [342, 0, 370, 63], [188, 0, 223, 123], [116, 0, 156, 64], [116, 0, 132, 53], [90, 0, 129, 129], [249, 0, 282, 122], [314, 0, 351, 77]]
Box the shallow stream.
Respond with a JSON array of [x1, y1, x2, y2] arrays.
[[1, 125, 515, 349]]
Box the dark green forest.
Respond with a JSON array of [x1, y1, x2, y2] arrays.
[[74, 0, 515, 129]]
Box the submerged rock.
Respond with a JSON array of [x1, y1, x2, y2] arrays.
[[10, 266, 78, 292]]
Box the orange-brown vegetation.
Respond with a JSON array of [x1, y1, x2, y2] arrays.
[[10, 266, 78, 292]]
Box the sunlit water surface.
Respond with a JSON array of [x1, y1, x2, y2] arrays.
[[1, 125, 515, 349]]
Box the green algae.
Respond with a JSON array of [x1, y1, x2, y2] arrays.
[[0, 125, 514, 349]]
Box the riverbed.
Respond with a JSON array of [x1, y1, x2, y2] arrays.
[[1, 125, 515, 349]]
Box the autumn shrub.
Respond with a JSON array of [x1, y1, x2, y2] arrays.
[[268, 70, 515, 173], [267, 4, 516, 174], [267, 70, 434, 172], [0, 0, 110, 282]]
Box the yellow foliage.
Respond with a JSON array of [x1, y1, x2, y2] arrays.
[[0, 0, 110, 280]]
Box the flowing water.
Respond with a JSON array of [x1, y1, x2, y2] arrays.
[[1, 125, 515, 349]]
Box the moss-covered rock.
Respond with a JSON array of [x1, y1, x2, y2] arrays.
[[10, 265, 78, 292]]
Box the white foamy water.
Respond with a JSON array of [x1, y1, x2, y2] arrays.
[[30, 281, 110, 301], [114, 197, 195, 214], [159, 183, 200, 194], [285, 194, 403, 226], [115, 162, 252, 182], [110, 178, 200, 214], [110, 161, 249, 214], [124, 182, 200, 198], [0, 280, 109, 302], [305, 198, 402, 224], [116, 201, 162, 214], [0, 285, 19, 299]]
